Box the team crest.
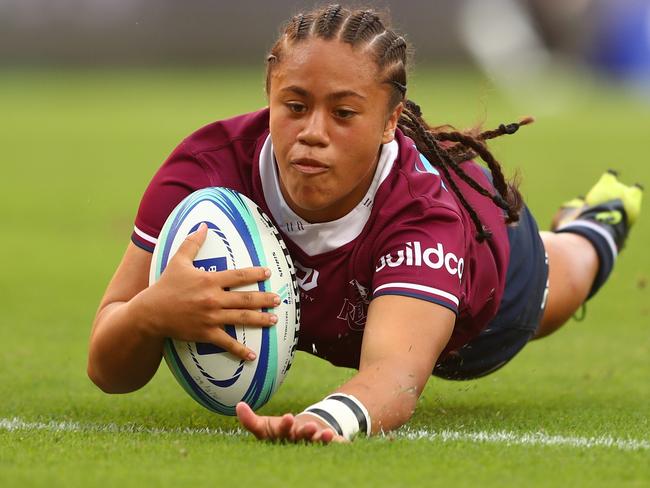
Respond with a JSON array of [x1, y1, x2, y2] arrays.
[[337, 280, 370, 331]]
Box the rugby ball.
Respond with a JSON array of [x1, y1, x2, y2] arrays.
[[149, 187, 300, 416]]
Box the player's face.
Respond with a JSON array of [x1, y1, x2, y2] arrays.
[[268, 38, 402, 223]]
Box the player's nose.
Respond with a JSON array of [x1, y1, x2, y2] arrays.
[[297, 109, 329, 147]]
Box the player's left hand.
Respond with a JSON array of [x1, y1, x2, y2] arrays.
[[235, 402, 347, 444]]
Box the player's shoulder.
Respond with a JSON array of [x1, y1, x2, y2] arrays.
[[181, 108, 270, 157], [389, 130, 500, 220], [382, 130, 464, 220]]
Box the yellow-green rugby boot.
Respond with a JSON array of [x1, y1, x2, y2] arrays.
[[554, 170, 643, 252]]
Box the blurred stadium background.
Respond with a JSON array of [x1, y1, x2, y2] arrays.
[[0, 0, 648, 76], [3, 0, 650, 106]]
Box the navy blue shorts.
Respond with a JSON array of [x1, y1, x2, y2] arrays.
[[433, 205, 549, 380]]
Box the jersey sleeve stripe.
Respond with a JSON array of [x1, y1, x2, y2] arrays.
[[133, 225, 158, 245], [373, 282, 459, 306], [372, 290, 458, 314], [131, 233, 155, 253]]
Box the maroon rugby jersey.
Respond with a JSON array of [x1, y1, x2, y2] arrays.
[[132, 109, 510, 368]]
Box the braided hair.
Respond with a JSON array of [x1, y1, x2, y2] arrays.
[[266, 4, 530, 241]]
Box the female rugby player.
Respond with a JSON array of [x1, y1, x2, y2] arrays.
[[88, 5, 642, 443]]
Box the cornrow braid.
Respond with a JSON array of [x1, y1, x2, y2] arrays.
[[340, 11, 363, 43], [382, 35, 407, 65], [316, 4, 343, 38], [292, 13, 314, 40], [389, 80, 407, 97], [342, 11, 382, 43]]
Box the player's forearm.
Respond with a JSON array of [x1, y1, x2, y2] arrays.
[[335, 359, 426, 435], [87, 295, 164, 394]]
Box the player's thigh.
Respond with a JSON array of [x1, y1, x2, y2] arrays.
[[435, 206, 548, 380]]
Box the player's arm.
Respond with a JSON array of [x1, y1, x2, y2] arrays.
[[330, 294, 454, 434], [88, 225, 279, 394], [88, 242, 163, 393], [237, 294, 454, 441]]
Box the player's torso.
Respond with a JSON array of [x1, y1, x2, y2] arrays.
[[285, 237, 375, 369]]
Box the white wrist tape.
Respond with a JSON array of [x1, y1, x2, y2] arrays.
[[302, 393, 371, 440]]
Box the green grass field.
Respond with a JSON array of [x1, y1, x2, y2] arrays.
[[1, 68, 649, 487]]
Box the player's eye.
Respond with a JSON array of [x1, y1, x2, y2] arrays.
[[334, 108, 357, 120], [286, 102, 307, 114]]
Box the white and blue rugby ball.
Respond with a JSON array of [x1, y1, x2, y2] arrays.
[[149, 187, 300, 416]]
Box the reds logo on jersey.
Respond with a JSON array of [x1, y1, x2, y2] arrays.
[[337, 280, 370, 331]]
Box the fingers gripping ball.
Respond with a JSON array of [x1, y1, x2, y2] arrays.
[[149, 188, 300, 416]]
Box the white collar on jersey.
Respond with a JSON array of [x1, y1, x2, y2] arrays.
[[259, 134, 399, 256]]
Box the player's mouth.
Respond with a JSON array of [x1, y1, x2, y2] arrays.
[[290, 158, 329, 175]]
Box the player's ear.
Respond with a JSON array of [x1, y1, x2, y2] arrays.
[[382, 102, 403, 144]]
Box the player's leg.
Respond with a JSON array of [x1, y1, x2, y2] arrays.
[[433, 171, 642, 380], [535, 232, 597, 337], [534, 171, 642, 339], [433, 204, 548, 380]]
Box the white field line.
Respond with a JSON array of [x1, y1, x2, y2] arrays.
[[1, 417, 648, 452], [397, 428, 650, 451], [0, 417, 242, 437]]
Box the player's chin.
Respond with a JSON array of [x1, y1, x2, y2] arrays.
[[287, 187, 335, 213]]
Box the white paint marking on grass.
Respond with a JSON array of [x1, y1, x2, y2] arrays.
[[395, 428, 650, 452], [2, 417, 648, 451], [0, 417, 244, 437]]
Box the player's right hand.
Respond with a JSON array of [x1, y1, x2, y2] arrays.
[[134, 223, 280, 361]]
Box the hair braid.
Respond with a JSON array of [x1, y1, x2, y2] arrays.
[[292, 14, 313, 40], [441, 117, 535, 168], [478, 116, 535, 141], [353, 12, 373, 41], [435, 130, 520, 223], [448, 147, 477, 163], [396, 117, 418, 141], [316, 4, 343, 38], [382, 35, 407, 65], [441, 132, 510, 197], [407, 100, 422, 117], [343, 11, 382, 43], [400, 98, 525, 227], [402, 104, 493, 240]]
